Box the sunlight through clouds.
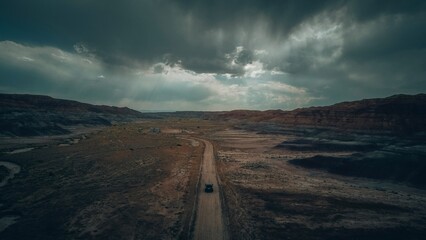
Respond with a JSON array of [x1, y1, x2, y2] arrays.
[[1, 1, 425, 110], [0, 41, 309, 111]]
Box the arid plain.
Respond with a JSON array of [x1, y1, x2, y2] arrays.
[[1, 118, 426, 239]]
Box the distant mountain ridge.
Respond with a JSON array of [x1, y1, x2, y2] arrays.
[[2, 93, 425, 136], [0, 93, 142, 136], [214, 94, 426, 133], [0, 94, 140, 115]]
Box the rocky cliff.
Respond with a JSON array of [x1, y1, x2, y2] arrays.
[[216, 94, 426, 133]]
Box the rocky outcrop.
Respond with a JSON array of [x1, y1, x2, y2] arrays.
[[215, 94, 426, 133], [0, 93, 142, 136]]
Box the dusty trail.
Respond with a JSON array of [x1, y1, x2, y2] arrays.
[[193, 139, 227, 240]]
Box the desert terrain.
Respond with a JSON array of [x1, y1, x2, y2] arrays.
[[2, 0, 426, 238], [0, 119, 227, 239], [1, 119, 426, 239], [1, 93, 426, 239], [212, 127, 426, 239]]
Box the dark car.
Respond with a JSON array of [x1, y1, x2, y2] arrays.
[[205, 184, 213, 193]]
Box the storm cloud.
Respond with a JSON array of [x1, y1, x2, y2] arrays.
[[0, 0, 425, 110]]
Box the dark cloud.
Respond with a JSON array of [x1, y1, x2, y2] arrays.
[[0, 0, 341, 72], [235, 49, 253, 65], [174, 0, 341, 33], [346, 0, 426, 22], [1, 1, 189, 65], [0, 0, 425, 110], [342, 13, 426, 59]]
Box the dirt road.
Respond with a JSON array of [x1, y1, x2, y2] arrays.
[[193, 139, 227, 240]]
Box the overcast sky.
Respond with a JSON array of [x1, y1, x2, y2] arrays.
[[1, 0, 425, 111]]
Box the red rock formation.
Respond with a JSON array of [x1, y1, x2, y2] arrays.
[[216, 94, 426, 133]]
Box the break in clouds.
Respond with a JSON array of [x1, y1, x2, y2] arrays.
[[0, 0, 425, 110]]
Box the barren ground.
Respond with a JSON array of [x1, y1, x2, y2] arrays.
[[1, 119, 425, 240], [0, 119, 224, 239], [212, 129, 426, 240]]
